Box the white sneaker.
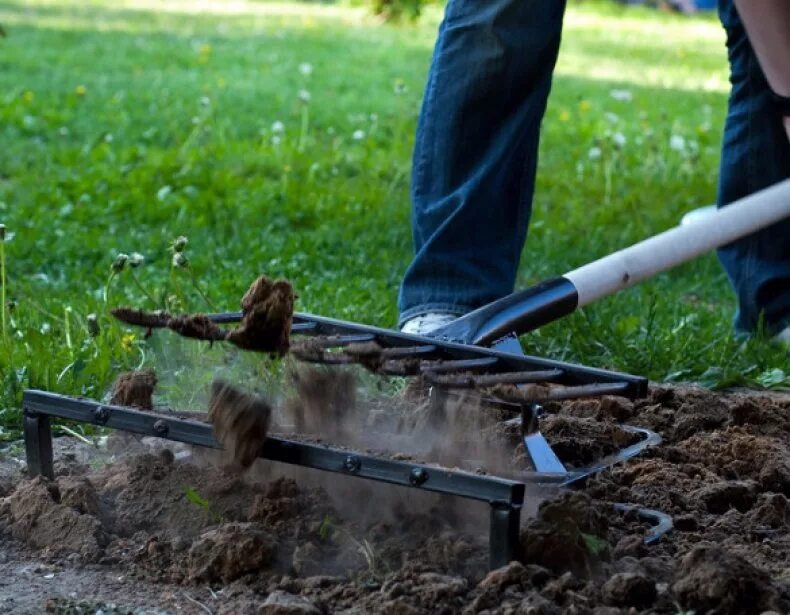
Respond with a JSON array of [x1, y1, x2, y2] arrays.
[[400, 313, 457, 336], [774, 326, 790, 346], [680, 204, 717, 226]]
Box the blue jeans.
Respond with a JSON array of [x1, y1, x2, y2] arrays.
[[716, 0, 790, 335], [398, 0, 790, 335]]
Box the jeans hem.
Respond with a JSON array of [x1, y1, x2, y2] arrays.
[[397, 303, 473, 329]]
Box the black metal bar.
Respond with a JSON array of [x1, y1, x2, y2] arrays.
[[427, 368, 564, 389], [23, 410, 54, 480], [202, 311, 648, 398], [489, 503, 522, 569]]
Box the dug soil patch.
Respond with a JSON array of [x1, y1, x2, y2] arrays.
[[1, 384, 789, 613]]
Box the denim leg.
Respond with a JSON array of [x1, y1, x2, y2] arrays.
[[397, 0, 566, 325], [717, 0, 790, 334]]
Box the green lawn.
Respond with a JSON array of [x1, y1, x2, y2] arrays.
[[0, 0, 787, 436]]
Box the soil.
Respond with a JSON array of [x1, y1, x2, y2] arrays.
[[110, 370, 158, 411], [112, 275, 295, 355], [0, 384, 789, 614], [224, 276, 294, 355], [208, 379, 273, 468]]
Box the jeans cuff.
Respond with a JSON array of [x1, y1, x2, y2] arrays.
[[397, 303, 473, 329]]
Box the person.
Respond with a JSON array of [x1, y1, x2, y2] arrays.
[[397, 0, 790, 345]]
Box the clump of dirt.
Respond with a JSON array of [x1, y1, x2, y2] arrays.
[[208, 379, 272, 468], [225, 275, 294, 354], [112, 274, 295, 355], [284, 364, 358, 441], [111, 308, 226, 342], [521, 492, 610, 577], [671, 544, 781, 614], [185, 523, 277, 583], [109, 369, 157, 410]]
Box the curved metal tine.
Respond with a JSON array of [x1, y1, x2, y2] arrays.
[[291, 322, 319, 334], [490, 381, 632, 404], [426, 368, 564, 389], [562, 425, 662, 485], [420, 356, 499, 375], [613, 503, 673, 545], [381, 344, 438, 359], [305, 333, 377, 348]]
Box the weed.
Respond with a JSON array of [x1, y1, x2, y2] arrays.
[[183, 486, 224, 524]]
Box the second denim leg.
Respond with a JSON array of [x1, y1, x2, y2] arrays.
[[717, 0, 790, 335], [398, 0, 567, 326]]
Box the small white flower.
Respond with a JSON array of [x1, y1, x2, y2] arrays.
[[40, 323, 51, 335], [588, 147, 602, 160], [610, 89, 633, 102], [352, 129, 366, 141], [669, 134, 686, 152], [172, 252, 188, 268], [369, 113, 378, 123], [298, 62, 313, 76], [271, 135, 282, 146], [129, 252, 145, 268], [604, 112, 619, 124], [298, 89, 311, 103], [271, 121, 285, 134], [200, 96, 211, 107], [156, 185, 172, 201], [612, 132, 627, 148]]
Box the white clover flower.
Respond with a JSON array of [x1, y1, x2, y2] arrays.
[[200, 96, 211, 107], [40, 323, 51, 335], [352, 129, 366, 141], [588, 147, 602, 160], [298, 89, 311, 104], [271, 135, 282, 146], [609, 89, 633, 102], [612, 132, 627, 148], [172, 236, 188, 252], [669, 134, 686, 152], [298, 62, 313, 76], [111, 253, 129, 273], [172, 252, 188, 268], [271, 120, 285, 134], [129, 252, 145, 268], [604, 112, 619, 124]]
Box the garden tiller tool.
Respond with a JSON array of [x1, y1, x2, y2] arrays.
[[22, 179, 790, 568]]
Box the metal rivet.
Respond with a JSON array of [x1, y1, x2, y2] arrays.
[[530, 403, 544, 417], [152, 420, 168, 436], [93, 406, 110, 425], [409, 467, 429, 486], [343, 455, 361, 473]]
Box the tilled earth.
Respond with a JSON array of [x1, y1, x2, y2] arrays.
[[1, 384, 789, 614]]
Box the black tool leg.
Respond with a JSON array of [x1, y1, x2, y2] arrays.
[[489, 502, 521, 570], [23, 411, 54, 480]]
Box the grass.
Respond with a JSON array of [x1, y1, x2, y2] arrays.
[[0, 0, 788, 437]]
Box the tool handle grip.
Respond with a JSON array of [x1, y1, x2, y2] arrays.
[[564, 179, 790, 307]]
